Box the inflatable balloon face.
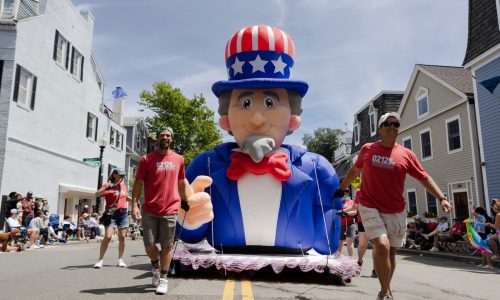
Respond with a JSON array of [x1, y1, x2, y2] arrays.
[[177, 25, 341, 255]]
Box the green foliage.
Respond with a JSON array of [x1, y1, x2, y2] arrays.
[[139, 82, 223, 165], [301, 127, 342, 162]]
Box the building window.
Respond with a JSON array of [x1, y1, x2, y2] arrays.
[[407, 190, 417, 215], [353, 116, 360, 146], [402, 136, 412, 150], [13, 65, 37, 110], [426, 192, 438, 215], [446, 117, 462, 153], [369, 104, 377, 137], [415, 87, 429, 118], [0, 60, 4, 94], [53, 30, 70, 69], [86, 112, 98, 141], [110, 127, 116, 146], [116, 132, 124, 150], [70, 47, 84, 81], [420, 129, 432, 159]]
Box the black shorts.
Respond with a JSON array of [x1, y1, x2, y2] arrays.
[[357, 221, 365, 233]]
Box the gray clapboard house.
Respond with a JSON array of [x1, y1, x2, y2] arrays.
[[397, 64, 482, 221]]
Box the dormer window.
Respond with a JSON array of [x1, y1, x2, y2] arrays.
[[415, 87, 429, 118], [369, 104, 377, 137], [353, 116, 360, 146]]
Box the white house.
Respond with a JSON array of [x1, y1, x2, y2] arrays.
[[0, 0, 126, 224]]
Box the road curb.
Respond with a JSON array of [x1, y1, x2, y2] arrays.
[[397, 248, 500, 267]]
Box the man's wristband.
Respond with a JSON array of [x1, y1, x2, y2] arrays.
[[439, 196, 447, 202]]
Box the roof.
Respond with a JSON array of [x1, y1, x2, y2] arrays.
[[463, 0, 500, 65], [354, 90, 404, 115], [333, 158, 352, 180], [123, 117, 144, 126], [418, 65, 473, 95]]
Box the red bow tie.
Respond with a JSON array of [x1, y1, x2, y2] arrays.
[[226, 152, 291, 181]]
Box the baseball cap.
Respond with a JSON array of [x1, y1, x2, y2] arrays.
[[27, 191, 33, 196], [156, 127, 174, 138], [378, 112, 401, 127], [111, 167, 126, 176], [10, 208, 18, 214]]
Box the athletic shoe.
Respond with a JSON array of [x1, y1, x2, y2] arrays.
[[377, 291, 393, 300], [476, 263, 485, 268], [94, 260, 103, 269], [156, 278, 168, 295], [491, 255, 499, 260], [429, 247, 440, 252], [117, 259, 126, 268], [152, 268, 161, 287], [422, 234, 429, 240], [59, 238, 67, 244], [371, 269, 378, 278], [480, 264, 495, 270]]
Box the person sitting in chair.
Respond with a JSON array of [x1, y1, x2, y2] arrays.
[[422, 216, 449, 252], [6, 209, 41, 249]]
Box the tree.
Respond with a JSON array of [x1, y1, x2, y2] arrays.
[[139, 82, 223, 165], [302, 127, 342, 162]]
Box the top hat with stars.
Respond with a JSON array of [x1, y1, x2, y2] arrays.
[[212, 25, 309, 98]]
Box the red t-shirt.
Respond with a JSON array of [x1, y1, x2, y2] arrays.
[[136, 150, 185, 215], [341, 198, 355, 225], [354, 142, 428, 213], [99, 182, 128, 209]]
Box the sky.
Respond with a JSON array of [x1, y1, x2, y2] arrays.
[[71, 0, 469, 146]]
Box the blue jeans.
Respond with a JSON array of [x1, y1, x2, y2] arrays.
[[108, 209, 129, 229]]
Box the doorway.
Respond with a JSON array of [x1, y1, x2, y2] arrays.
[[453, 191, 469, 221]]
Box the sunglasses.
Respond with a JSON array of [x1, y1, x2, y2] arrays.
[[380, 121, 400, 128]]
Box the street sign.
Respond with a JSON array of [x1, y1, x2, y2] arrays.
[[84, 161, 101, 168], [83, 157, 101, 162]]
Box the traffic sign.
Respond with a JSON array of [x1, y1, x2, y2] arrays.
[[83, 157, 101, 162]]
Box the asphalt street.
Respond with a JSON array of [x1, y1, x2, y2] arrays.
[[0, 239, 497, 300]]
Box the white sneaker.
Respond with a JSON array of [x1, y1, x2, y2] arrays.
[[429, 247, 440, 252], [94, 260, 103, 269], [152, 268, 160, 287], [156, 278, 168, 295], [117, 259, 126, 267]]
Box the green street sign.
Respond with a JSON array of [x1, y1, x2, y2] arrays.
[[83, 157, 101, 162], [84, 161, 101, 168]]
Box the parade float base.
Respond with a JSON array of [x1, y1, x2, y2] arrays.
[[172, 240, 361, 284]]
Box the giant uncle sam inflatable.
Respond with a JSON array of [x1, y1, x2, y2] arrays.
[[174, 25, 359, 280]]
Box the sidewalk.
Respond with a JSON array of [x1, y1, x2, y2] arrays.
[[397, 247, 500, 268]]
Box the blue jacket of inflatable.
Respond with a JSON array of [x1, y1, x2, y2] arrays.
[[178, 142, 342, 255]]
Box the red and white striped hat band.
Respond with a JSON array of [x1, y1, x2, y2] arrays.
[[225, 25, 295, 60], [212, 25, 308, 98]]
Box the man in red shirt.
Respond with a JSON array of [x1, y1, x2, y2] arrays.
[[20, 191, 35, 227], [131, 128, 188, 295], [337, 112, 452, 300]]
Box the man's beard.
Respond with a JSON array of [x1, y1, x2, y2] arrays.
[[240, 135, 275, 163], [159, 140, 170, 149]]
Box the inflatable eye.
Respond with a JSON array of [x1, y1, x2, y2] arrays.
[[241, 97, 252, 110], [264, 96, 276, 109]]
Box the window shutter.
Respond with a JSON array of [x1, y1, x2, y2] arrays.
[[13, 65, 21, 102], [86, 112, 91, 138], [30, 75, 37, 110], [70, 47, 75, 74], [94, 117, 98, 141], [121, 134, 124, 150], [0, 60, 4, 92], [80, 56, 84, 81], [53, 30, 59, 61], [65, 42, 70, 70]]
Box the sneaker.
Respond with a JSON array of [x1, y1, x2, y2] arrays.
[[156, 278, 168, 295], [371, 269, 378, 278], [152, 268, 161, 287], [422, 234, 429, 240], [377, 291, 393, 300], [480, 264, 495, 270], [117, 259, 127, 268], [94, 260, 103, 269], [59, 238, 67, 244], [476, 263, 485, 268], [429, 247, 440, 252]]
